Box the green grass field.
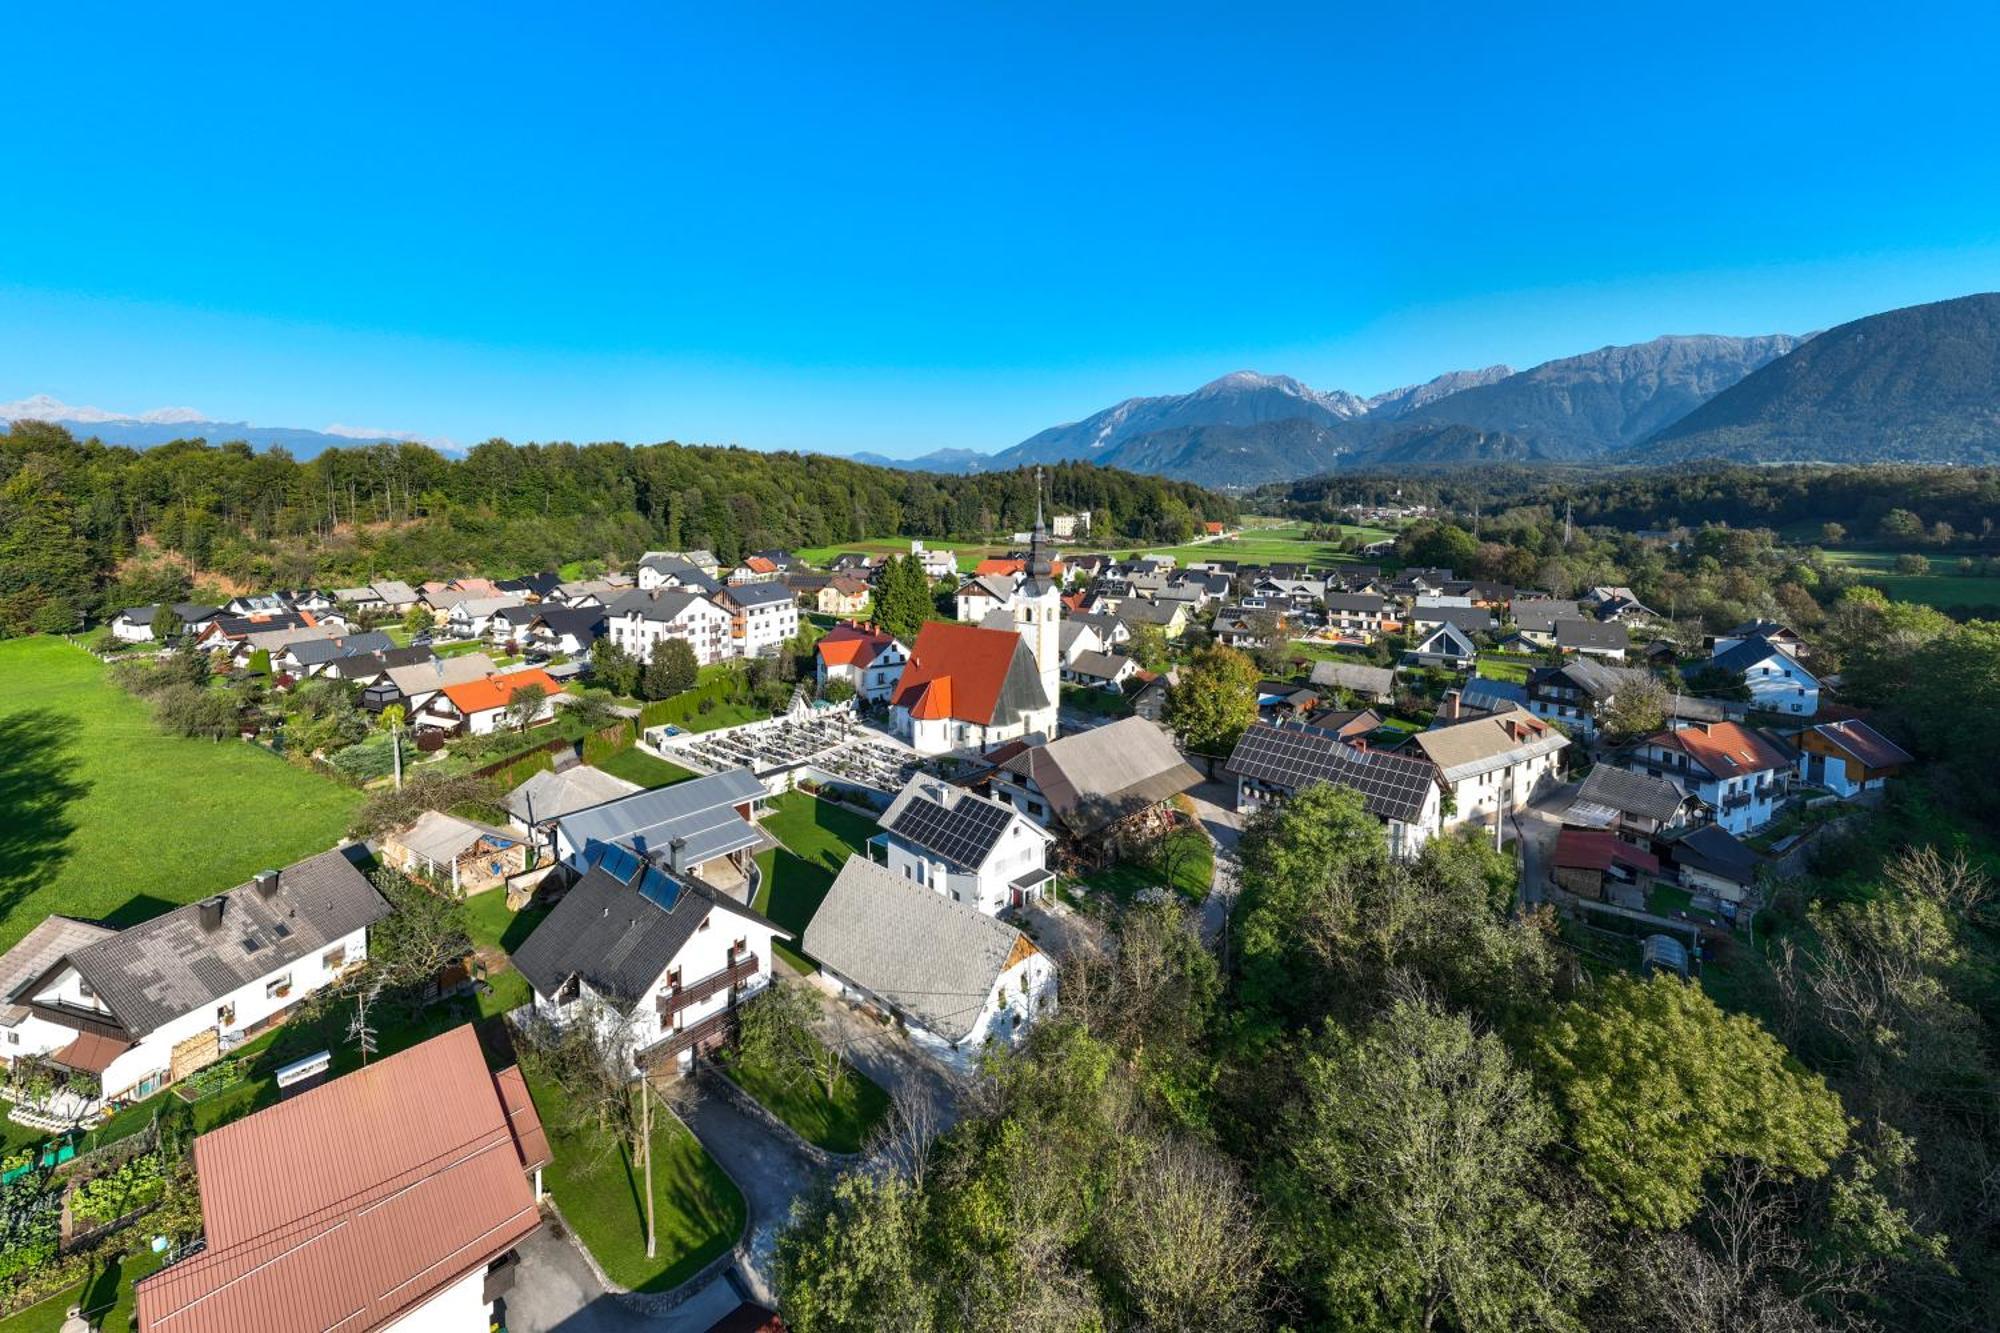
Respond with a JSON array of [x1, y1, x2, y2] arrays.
[[0, 638, 362, 953], [1081, 823, 1213, 902], [596, 747, 697, 788], [1474, 652, 1536, 684], [528, 1071, 745, 1292], [1821, 548, 2000, 610], [753, 792, 880, 972], [794, 537, 1001, 575], [722, 1051, 889, 1153], [796, 521, 1395, 578]]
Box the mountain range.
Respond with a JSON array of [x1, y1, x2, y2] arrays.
[[0, 395, 438, 458], [919, 293, 2000, 483]]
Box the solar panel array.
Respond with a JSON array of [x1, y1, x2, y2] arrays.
[[1226, 723, 1437, 824], [888, 794, 1014, 869], [594, 843, 643, 884], [636, 865, 682, 914]]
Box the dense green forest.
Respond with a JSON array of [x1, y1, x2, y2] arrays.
[[1260, 464, 2000, 545], [0, 421, 1232, 635]]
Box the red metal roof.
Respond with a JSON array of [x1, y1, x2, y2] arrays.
[[136, 1025, 546, 1333], [1555, 828, 1661, 875]]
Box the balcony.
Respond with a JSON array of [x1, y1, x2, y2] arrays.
[[641, 1006, 738, 1066], [657, 954, 759, 1022]]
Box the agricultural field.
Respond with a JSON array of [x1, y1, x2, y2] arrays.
[[796, 518, 1395, 577], [0, 638, 361, 953], [1821, 548, 2000, 611], [793, 536, 1002, 574]]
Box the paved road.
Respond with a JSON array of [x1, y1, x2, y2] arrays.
[[1510, 783, 1572, 910], [508, 1084, 822, 1332], [1184, 781, 1244, 946]]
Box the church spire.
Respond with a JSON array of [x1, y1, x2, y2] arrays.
[[1028, 466, 1054, 579]]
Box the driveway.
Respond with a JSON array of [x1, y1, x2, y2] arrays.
[[508, 1083, 823, 1332], [807, 982, 960, 1132], [1509, 783, 1572, 910], [1184, 781, 1244, 947]]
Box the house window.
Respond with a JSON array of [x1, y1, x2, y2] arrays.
[[217, 1002, 236, 1027], [266, 974, 293, 1001], [77, 979, 94, 1000], [322, 945, 347, 971], [6, 1032, 16, 1046]]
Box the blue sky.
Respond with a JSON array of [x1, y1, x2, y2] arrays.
[[4, 2, 1999, 456]]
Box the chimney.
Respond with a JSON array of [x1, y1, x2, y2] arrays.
[[1441, 689, 1462, 721], [254, 869, 280, 899], [198, 897, 226, 931]]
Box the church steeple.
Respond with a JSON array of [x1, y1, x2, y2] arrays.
[[1028, 466, 1054, 579]]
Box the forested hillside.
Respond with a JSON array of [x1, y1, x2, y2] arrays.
[[0, 421, 1231, 635]]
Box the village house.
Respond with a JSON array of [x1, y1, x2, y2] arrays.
[[1622, 721, 1795, 836], [363, 650, 500, 715], [1114, 595, 1190, 641], [1225, 719, 1443, 859], [504, 763, 643, 859], [891, 620, 1057, 756], [1715, 619, 1808, 659], [1322, 592, 1388, 640], [412, 667, 562, 736], [133, 1025, 550, 1333], [1413, 708, 1568, 833], [1552, 828, 1663, 900], [1563, 763, 1697, 844], [4, 849, 388, 1115], [1403, 621, 1480, 672], [718, 579, 801, 657], [805, 856, 1056, 1071], [988, 716, 1201, 868], [1708, 635, 1820, 716], [908, 540, 958, 580], [1211, 607, 1281, 651], [550, 767, 771, 889], [524, 605, 607, 655], [638, 549, 721, 583], [513, 842, 789, 1074], [1556, 617, 1630, 661], [109, 602, 221, 644], [954, 573, 1017, 624], [1130, 666, 1177, 724], [1526, 658, 1652, 736], [1795, 718, 1915, 798], [869, 775, 1056, 913], [1662, 823, 1763, 913], [603, 588, 735, 666], [1510, 599, 1584, 645], [1063, 649, 1138, 691], [447, 594, 528, 640], [813, 623, 908, 701], [273, 630, 395, 679], [382, 810, 531, 893], [726, 555, 783, 584], [1308, 659, 1396, 704], [817, 575, 872, 617]]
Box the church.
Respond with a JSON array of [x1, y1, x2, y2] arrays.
[[891, 480, 1064, 756]]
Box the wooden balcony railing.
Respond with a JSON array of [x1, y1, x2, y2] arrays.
[[657, 955, 758, 1022], [641, 1007, 738, 1066]]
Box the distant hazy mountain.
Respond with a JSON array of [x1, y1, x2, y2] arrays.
[[1340, 334, 1804, 465], [0, 394, 435, 459], [992, 335, 1799, 484], [846, 447, 993, 473], [1362, 365, 1513, 420], [993, 371, 1372, 470], [1643, 293, 2000, 464]]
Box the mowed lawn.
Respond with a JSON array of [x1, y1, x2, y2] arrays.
[[1821, 548, 2000, 610], [0, 638, 361, 952], [753, 791, 880, 972]]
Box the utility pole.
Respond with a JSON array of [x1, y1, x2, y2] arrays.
[[641, 1077, 657, 1258]]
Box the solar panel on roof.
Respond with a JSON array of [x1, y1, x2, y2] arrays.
[[595, 843, 642, 883], [888, 794, 1013, 868], [636, 866, 682, 913], [1227, 723, 1435, 824]]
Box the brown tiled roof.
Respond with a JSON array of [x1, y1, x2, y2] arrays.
[[1645, 721, 1791, 780], [136, 1026, 545, 1333]]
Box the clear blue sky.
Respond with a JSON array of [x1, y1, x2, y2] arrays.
[[4, 2, 1999, 456]]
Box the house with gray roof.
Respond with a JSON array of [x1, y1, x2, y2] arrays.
[[7, 848, 388, 1112], [108, 603, 222, 644], [1565, 763, 1696, 842], [275, 630, 396, 678], [505, 763, 643, 854], [513, 843, 789, 1073], [990, 715, 1200, 855], [551, 767, 774, 899], [1308, 659, 1396, 702], [1414, 708, 1568, 832], [804, 856, 1056, 1070]]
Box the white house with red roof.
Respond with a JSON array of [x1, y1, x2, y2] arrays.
[[1622, 720, 1795, 835], [890, 621, 1056, 756], [413, 667, 563, 736], [814, 623, 907, 701]]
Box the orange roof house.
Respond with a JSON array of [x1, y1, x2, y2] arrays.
[[136, 1025, 549, 1333], [1205, 521, 1225, 535], [744, 555, 779, 575], [439, 667, 562, 717], [816, 623, 898, 669], [974, 556, 1065, 580], [891, 621, 1048, 728], [1643, 721, 1792, 779]]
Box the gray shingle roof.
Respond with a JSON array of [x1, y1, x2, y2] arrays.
[[1309, 661, 1395, 698], [0, 917, 116, 1025], [996, 716, 1200, 838], [803, 856, 1035, 1043], [722, 581, 796, 608], [51, 849, 387, 1037], [1555, 619, 1629, 651], [511, 850, 784, 1011], [505, 765, 643, 826], [1573, 763, 1688, 823]]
